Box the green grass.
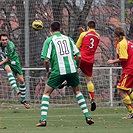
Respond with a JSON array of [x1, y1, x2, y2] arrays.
[[0, 106, 133, 133]]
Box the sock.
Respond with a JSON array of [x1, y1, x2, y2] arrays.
[[19, 83, 26, 102], [41, 95, 50, 121], [7, 72, 19, 92], [122, 96, 133, 113], [87, 83, 94, 101], [129, 89, 133, 100], [76, 92, 91, 118]]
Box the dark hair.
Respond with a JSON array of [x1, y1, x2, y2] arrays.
[[87, 21, 95, 29], [114, 27, 125, 37], [51, 21, 61, 32], [0, 32, 8, 39]]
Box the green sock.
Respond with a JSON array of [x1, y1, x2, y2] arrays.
[[7, 72, 19, 92], [41, 95, 50, 121], [76, 92, 91, 118], [19, 83, 26, 101]]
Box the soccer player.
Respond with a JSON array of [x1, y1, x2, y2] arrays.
[[0, 32, 30, 109], [36, 21, 94, 127], [76, 21, 100, 111], [107, 27, 133, 119]]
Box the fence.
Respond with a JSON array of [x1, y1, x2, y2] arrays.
[[0, 67, 122, 107]]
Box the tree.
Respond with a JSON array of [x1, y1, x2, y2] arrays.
[[126, 0, 133, 39], [1, 0, 132, 68]]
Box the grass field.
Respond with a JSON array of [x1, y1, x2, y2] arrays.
[[0, 106, 133, 133]]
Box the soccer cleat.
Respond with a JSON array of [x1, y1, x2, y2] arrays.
[[122, 113, 133, 119], [91, 100, 96, 111], [58, 80, 67, 89], [36, 120, 47, 127], [21, 101, 30, 109], [86, 117, 94, 125]]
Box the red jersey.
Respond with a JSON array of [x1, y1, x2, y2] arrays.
[[128, 40, 133, 50], [76, 29, 100, 63], [116, 38, 133, 75]]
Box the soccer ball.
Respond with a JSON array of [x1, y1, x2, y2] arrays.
[[32, 20, 44, 31]]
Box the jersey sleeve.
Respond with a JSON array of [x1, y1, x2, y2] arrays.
[[41, 38, 52, 60], [76, 32, 87, 49], [5, 42, 15, 58], [118, 41, 128, 60]]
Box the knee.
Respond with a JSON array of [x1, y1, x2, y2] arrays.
[[19, 79, 25, 84]]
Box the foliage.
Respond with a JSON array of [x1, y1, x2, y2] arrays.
[[128, 0, 133, 4], [0, 0, 132, 69]]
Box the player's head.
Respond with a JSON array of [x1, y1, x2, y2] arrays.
[[0, 32, 9, 46], [50, 21, 61, 32], [114, 27, 125, 42], [87, 21, 95, 29]]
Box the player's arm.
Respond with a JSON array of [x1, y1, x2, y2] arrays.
[[6, 42, 15, 58], [76, 34, 83, 49], [75, 54, 81, 68], [76, 32, 86, 49], [41, 38, 52, 78], [107, 41, 128, 65], [107, 58, 122, 65], [0, 56, 9, 66], [44, 60, 50, 73], [79, 27, 85, 33], [44, 60, 51, 78]]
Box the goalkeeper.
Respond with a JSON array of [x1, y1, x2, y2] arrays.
[[0, 32, 30, 109], [36, 21, 94, 127]]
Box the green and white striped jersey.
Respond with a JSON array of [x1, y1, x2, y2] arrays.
[[0, 41, 20, 64], [0, 47, 6, 62], [41, 32, 80, 75]]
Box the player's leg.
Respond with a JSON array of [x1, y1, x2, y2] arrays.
[[117, 74, 133, 119], [36, 74, 64, 127], [15, 63, 30, 108], [74, 87, 94, 125], [85, 76, 96, 111], [36, 84, 53, 127], [68, 73, 94, 125], [127, 75, 133, 100], [17, 73, 30, 109], [129, 88, 133, 100], [17, 74, 26, 101], [80, 61, 96, 111], [128, 77, 133, 101], [4, 65, 20, 94], [119, 89, 133, 119]]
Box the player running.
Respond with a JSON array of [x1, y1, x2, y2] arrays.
[[36, 21, 94, 127], [107, 27, 133, 119]]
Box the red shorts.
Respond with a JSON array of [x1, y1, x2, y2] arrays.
[[117, 73, 133, 90], [80, 60, 93, 77]]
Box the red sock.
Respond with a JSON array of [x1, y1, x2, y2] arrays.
[[89, 92, 94, 100]]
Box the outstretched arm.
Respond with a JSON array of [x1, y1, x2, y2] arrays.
[[107, 58, 122, 65]]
